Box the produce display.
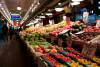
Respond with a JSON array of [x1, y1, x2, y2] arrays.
[[24, 33, 44, 41], [19, 18, 100, 67], [29, 41, 59, 53], [83, 26, 100, 32], [71, 23, 85, 33], [40, 47, 100, 67], [76, 33, 98, 41]]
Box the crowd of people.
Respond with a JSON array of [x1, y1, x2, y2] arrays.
[[1, 23, 14, 42]]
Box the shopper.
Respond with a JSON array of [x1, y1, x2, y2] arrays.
[[1, 23, 8, 42], [9, 26, 14, 40]]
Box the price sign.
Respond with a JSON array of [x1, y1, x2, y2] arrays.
[[83, 12, 89, 23], [82, 43, 97, 59], [66, 37, 72, 47], [51, 36, 55, 43], [96, 21, 100, 27], [58, 39, 63, 47]]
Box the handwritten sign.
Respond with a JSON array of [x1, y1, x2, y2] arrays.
[[51, 36, 55, 43], [96, 21, 100, 27], [58, 39, 63, 47], [82, 43, 97, 59], [83, 12, 89, 23], [66, 37, 72, 47]]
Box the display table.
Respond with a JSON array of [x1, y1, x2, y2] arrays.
[[17, 33, 42, 65]]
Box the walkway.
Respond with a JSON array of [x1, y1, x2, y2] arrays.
[[0, 36, 36, 67]]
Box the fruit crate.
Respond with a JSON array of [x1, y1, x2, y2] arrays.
[[88, 58, 100, 66], [64, 48, 72, 52], [47, 61, 62, 67], [69, 56, 78, 62], [58, 50, 69, 55]]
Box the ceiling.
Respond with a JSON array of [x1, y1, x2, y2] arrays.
[[4, 0, 35, 24]]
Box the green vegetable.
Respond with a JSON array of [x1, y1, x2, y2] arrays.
[[34, 37, 39, 41], [29, 42, 36, 46]]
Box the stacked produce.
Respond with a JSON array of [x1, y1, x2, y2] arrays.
[[71, 23, 85, 33], [24, 33, 44, 41], [29, 41, 58, 54], [83, 26, 100, 32], [58, 33, 69, 40], [76, 33, 98, 41], [49, 26, 72, 38]]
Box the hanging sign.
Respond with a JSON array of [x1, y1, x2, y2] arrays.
[[66, 37, 72, 47], [83, 12, 89, 23], [96, 21, 100, 27], [58, 39, 63, 47], [81, 43, 97, 59]]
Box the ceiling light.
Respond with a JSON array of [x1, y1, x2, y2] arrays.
[[36, 18, 41, 21], [38, 2, 40, 5], [72, 0, 84, 1], [17, 7, 21, 10], [58, 3, 61, 5], [39, 16, 45, 18], [32, 4, 34, 7], [55, 7, 63, 12], [46, 13, 53, 16], [70, 2, 80, 5], [98, 6, 100, 9]]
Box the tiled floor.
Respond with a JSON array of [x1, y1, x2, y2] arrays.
[[0, 36, 36, 67]]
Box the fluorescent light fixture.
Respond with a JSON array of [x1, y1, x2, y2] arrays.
[[55, 7, 63, 12], [98, 6, 100, 9], [17, 7, 21, 10], [39, 16, 45, 18], [98, 1, 100, 4], [72, 0, 84, 1], [36, 18, 41, 21], [70, 2, 80, 5], [46, 13, 53, 16]]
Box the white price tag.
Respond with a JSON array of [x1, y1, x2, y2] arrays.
[[82, 43, 97, 59], [83, 12, 89, 23], [96, 21, 100, 27]]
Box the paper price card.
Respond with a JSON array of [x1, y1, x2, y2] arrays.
[[83, 12, 89, 23], [51, 36, 54, 43], [82, 43, 97, 59], [58, 39, 63, 47], [66, 37, 72, 47]]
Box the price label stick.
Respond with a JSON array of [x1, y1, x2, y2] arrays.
[[58, 39, 63, 47], [66, 37, 72, 47], [51, 36, 54, 43]]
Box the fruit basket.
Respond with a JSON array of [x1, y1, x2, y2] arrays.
[[47, 61, 62, 67]]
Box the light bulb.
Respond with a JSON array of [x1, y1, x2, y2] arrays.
[[17, 7, 21, 10]]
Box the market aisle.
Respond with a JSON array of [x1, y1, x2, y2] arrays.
[[0, 36, 35, 67]]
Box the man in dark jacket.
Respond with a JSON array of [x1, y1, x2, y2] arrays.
[[1, 24, 8, 41], [9, 26, 14, 40]]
